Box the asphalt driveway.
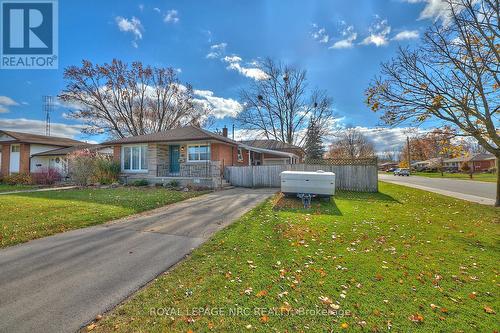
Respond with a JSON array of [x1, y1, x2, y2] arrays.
[[379, 173, 496, 205], [0, 187, 276, 333]]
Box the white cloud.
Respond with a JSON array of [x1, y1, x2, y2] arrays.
[[0, 96, 18, 106], [193, 89, 243, 118], [115, 16, 144, 48], [361, 17, 391, 47], [392, 30, 420, 40], [153, 7, 161, 13], [330, 24, 357, 49], [223, 56, 269, 80], [223, 55, 243, 63], [403, 0, 459, 24], [311, 24, 330, 44], [0, 118, 84, 138], [206, 42, 227, 59], [206, 43, 268, 80], [164, 9, 179, 23], [0, 95, 19, 113], [335, 126, 430, 154], [138, 4, 144, 11]]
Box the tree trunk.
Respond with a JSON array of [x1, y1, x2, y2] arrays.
[[496, 157, 500, 207]]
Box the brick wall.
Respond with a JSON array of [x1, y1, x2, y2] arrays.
[[113, 145, 121, 163], [1, 144, 10, 176], [20, 143, 30, 174], [211, 143, 235, 167]]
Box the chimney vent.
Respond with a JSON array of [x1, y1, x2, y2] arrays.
[[222, 126, 228, 137]]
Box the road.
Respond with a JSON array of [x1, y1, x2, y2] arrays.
[[379, 173, 496, 205], [0, 187, 276, 333]]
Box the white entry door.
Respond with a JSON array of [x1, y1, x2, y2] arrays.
[[9, 144, 20, 173]]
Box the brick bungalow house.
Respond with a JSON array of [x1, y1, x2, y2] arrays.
[[103, 126, 299, 188], [443, 153, 497, 172], [0, 130, 84, 176]]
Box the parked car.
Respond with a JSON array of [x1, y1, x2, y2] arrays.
[[386, 167, 397, 172], [394, 168, 410, 176]]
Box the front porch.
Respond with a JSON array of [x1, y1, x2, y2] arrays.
[[121, 143, 225, 188]]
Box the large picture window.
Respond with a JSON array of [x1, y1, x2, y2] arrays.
[[187, 144, 210, 162], [122, 145, 148, 171]]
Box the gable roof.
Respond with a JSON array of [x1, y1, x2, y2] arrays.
[[102, 126, 238, 145], [469, 153, 495, 161], [240, 139, 303, 151], [32, 144, 111, 156], [0, 130, 84, 147], [239, 143, 298, 159]]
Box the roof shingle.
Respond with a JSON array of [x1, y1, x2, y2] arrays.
[[102, 126, 238, 145], [0, 130, 84, 146]]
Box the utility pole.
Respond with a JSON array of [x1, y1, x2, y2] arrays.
[[43, 96, 53, 136], [406, 136, 411, 174]]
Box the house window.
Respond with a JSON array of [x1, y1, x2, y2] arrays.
[[122, 145, 148, 171], [237, 148, 244, 162], [187, 144, 210, 162], [11, 145, 20, 153]]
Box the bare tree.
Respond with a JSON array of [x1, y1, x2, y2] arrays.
[[237, 58, 335, 146], [327, 128, 376, 159], [60, 59, 210, 138], [365, 0, 500, 205]]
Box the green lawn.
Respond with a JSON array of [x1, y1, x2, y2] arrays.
[[0, 187, 205, 248], [0, 183, 37, 193], [412, 172, 497, 183], [93, 182, 499, 333]]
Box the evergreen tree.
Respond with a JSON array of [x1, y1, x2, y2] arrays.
[[304, 119, 324, 160]]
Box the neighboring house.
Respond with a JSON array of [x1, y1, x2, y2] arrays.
[[31, 144, 113, 177], [412, 158, 439, 171], [103, 126, 299, 188], [378, 161, 398, 171], [240, 139, 305, 163], [415, 153, 496, 172], [469, 153, 496, 172], [0, 130, 84, 176], [442, 156, 470, 171]]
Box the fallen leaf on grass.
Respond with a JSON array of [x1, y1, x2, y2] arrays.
[[256, 290, 268, 297], [484, 306, 495, 314], [260, 315, 270, 323], [86, 324, 96, 331], [409, 313, 424, 323], [341, 322, 349, 329]]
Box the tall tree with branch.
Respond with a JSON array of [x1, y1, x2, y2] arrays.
[[60, 59, 209, 138], [327, 128, 376, 159], [237, 58, 335, 146], [304, 119, 325, 160], [365, 0, 500, 206]]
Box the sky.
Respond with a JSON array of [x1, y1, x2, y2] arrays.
[[0, 0, 449, 153]]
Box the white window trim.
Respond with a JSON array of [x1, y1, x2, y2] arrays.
[[186, 144, 211, 163], [121, 144, 148, 173], [11, 144, 20, 153]]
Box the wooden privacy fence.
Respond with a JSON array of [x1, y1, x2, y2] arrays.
[[224, 158, 378, 192]]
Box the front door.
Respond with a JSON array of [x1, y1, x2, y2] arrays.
[[9, 144, 20, 173], [169, 145, 180, 174]]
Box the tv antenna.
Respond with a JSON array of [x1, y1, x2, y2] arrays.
[[43, 96, 53, 136]]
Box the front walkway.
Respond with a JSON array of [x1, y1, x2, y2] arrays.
[[0, 187, 277, 333]]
